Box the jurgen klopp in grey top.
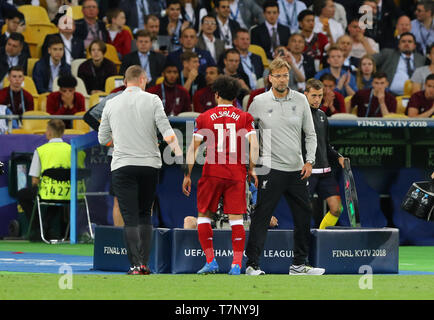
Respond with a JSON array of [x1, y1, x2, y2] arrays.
[[249, 88, 317, 172]]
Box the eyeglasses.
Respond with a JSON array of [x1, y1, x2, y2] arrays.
[[270, 73, 289, 79], [203, 21, 217, 26]]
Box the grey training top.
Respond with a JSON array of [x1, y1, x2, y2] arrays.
[[98, 86, 175, 171], [249, 89, 317, 172]]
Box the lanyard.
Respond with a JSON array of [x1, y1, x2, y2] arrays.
[[364, 89, 381, 117], [9, 88, 25, 116], [280, 0, 297, 28], [161, 83, 179, 116], [180, 72, 198, 96], [230, 1, 240, 21]]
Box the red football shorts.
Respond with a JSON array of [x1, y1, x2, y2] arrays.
[[197, 176, 246, 215]]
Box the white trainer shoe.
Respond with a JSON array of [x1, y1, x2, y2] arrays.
[[289, 264, 325, 275], [245, 265, 266, 276]]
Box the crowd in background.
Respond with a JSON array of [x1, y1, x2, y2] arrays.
[[0, 0, 433, 131]]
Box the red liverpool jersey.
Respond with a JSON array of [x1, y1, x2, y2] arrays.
[[193, 105, 256, 181]]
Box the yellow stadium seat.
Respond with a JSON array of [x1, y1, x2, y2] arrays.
[[105, 75, 124, 93], [383, 113, 408, 118], [68, 5, 84, 20], [396, 95, 410, 115], [89, 92, 107, 109], [156, 76, 164, 85], [22, 24, 59, 58], [72, 111, 90, 133], [344, 95, 352, 113], [36, 92, 50, 112], [27, 58, 39, 77], [64, 129, 87, 135], [1, 24, 7, 34], [18, 5, 51, 25], [351, 105, 358, 115], [11, 110, 49, 134], [3, 76, 38, 96], [249, 44, 269, 68], [403, 80, 412, 96]]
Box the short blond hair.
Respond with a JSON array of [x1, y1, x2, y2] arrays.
[[305, 78, 324, 92], [268, 58, 291, 74], [124, 65, 146, 82]]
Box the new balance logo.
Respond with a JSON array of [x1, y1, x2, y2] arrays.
[[262, 180, 268, 189], [233, 238, 243, 241]]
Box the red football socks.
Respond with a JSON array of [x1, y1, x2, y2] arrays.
[[230, 220, 245, 266], [197, 218, 214, 263]]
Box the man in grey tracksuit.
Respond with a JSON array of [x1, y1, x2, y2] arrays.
[[98, 65, 182, 275], [245, 58, 325, 275]]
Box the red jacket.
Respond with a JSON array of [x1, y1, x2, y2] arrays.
[[46, 91, 85, 115], [108, 29, 132, 58]]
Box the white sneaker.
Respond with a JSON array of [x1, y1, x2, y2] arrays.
[[289, 264, 325, 275], [245, 265, 265, 276]]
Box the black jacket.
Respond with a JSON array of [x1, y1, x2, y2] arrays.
[[41, 34, 85, 60], [73, 19, 108, 43], [303, 107, 341, 169], [250, 23, 291, 60]]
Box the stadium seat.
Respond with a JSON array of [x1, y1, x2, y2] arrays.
[[403, 80, 412, 96], [345, 95, 352, 113], [37, 92, 50, 112], [27, 58, 39, 78], [351, 105, 358, 115], [383, 113, 408, 118], [11, 110, 49, 134], [18, 5, 51, 25], [73, 111, 90, 133], [68, 5, 84, 20], [70, 59, 87, 78], [248, 44, 269, 68], [156, 76, 164, 85], [256, 77, 264, 89], [52, 76, 89, 99], [22, 24, 59, 58], [176, 112, 201, 118], [396, 95, 410, 114], [88, 92, 107, 109], [105, 75, 124, 93]]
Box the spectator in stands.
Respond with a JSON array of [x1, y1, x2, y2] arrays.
[[298, 9, 328, 71], [146, 62, 192, 115], [0, 66, 34, 120], [0, 10, 26, 49], [181, 0, 208, 32], [0, 32, 28, 83], [159, 0, 191, 51], [179, 51, 206, 98], [167, 27, 215, 74], [74, 0, 109, 48], [406, 73, 434, 118], [119, 0, 164, 33], [314, 45, 357, 97], [197, 15, 225, 63], [277, 0, 307, 33], [106, 8, 132, 59], [42, 19, 85, 65], [78, 40, 117, 95], [362, 0, 401, 50], [384, 15, 422, 54], [214, 0, 240, 49], [411, 44, 434, 93], [120, 30, 166, 87], [336, 34, 359, 73], [374, 32, 426, 96], [351, 72, 397, 117], [0, 1, 18, 28], [33, 37, 70, 94], [193, 65, 220, 113], [143, 14, 169, 55], [355, 54, 377, 90], [318, 73, 346, 116], [251, 0, 291, 60], [313, 0, 344, 44], [347, 17, 379, 60], [233, 28, 264, 90], [46, 75, 85, 128], [46, 0, 79, 22], [287, 33, 316, 91], [220, 48, 251, 101], [226, 0, 264, 30], [411, 1, 433, 55]]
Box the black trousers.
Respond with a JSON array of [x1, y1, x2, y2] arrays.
[[246, 168, 313, 267], [111, 165, 159, 267]]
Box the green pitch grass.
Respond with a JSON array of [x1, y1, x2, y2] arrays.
[[0, 242, 433, 300]]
